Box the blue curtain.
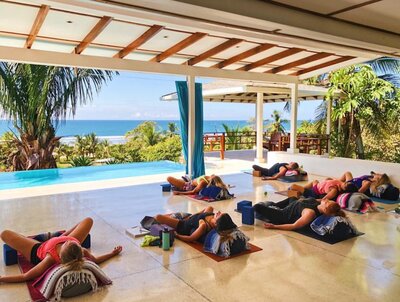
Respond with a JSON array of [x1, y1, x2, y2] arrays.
[[175, 81, 205, 178]]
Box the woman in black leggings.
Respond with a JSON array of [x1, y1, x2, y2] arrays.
[[253, 197, 346, 231], [253, 162, 299, 180]]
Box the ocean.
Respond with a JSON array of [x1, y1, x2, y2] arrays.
[[0, 120, 293, 144]]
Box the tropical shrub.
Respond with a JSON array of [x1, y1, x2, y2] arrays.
[[141, 135, 182, 162], [70, 156, 93, 167]]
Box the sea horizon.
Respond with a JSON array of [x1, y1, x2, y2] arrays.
[[0, 119, 303, 144]]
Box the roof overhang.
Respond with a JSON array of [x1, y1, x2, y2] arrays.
[[161, 80, 334, 104], [0, 0, 398, 81]]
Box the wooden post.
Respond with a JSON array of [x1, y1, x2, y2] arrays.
[[220, 134, 225, 160]]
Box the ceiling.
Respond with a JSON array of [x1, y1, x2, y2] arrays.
[[0, 0, 398, 82]]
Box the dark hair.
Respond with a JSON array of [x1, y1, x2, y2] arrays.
[[344, 183, 358, 193], [216, 214, 237, 233], [291, 162, 299, 170]]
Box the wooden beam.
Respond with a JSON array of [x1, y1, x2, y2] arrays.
[[25, 5, 50, 49], [185, 38, 243, 66], [212, 43, 276, 69], [293, 56, 355, 76], [74, 16, 113, 54], [327, 0, 382, 16], [151, 32, 207, 62], [266, 52, 332, 74], [114, 25, 163, 59], [239, 48, 303, 71]]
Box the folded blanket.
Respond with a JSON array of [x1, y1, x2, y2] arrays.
[[336, 192, 376, 213], [203, 229, 250, 257], [310, 215, 358, 236]]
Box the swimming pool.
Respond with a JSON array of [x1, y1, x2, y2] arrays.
[[0, 161, 184, 190]]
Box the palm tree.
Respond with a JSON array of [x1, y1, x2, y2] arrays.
[[222, 123, 241, 150], [0, 63, 116, 170], [167, 122, 177, 135], [85, 133, 99, 157], [326, 64, 399, 159], [126, 121, 162, 146], [266, 110, 287, 134]]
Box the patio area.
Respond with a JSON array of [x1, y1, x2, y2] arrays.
[[0, 155, 399, 301]]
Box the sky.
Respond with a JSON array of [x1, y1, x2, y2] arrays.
[[68, 71, 323, 121]]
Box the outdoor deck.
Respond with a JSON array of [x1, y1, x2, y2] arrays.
[[0, 154, 399, 302]]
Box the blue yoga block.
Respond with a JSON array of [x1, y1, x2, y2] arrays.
[[237, 200, 252, 212], [161, 183, 172, 192], [82, 234, 91, 248], [3, 244, 18, 266], [242, 206, 255, 225]]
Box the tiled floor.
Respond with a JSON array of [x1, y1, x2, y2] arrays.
[[0, 172, 399, 302]]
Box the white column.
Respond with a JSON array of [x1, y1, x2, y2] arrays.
[[255, 92, 265, 163], [325, 98, 332, 156], [287, 83, 299, 153], [187, 75, 195, 177]]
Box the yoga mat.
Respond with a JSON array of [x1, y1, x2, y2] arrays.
[[254, 213, 363, 245], [277, 176, 308, 183], [18, 254, 46, 302], [185, 241, 262, 262]]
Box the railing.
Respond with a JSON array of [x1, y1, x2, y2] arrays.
[[264, 133, 330, 155], [204, 131, 329, 159]]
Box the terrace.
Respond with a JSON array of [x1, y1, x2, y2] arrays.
[[0, 0, 399, 301]]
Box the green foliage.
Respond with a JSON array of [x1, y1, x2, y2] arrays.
[[69, 156, 93, 167], [126, 121, 162, 146], [0, 62, 116, 170], [74, 133, 99, 157], [326, 64, 400, 159], [266, 110, 287, 134], [222, 123, 241, 150], [297, 120, 317, 134], [0, 131, 15, 170], [141, 135, 182, 162]]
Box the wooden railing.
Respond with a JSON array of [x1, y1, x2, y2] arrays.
[[204, 131, 329, 159]]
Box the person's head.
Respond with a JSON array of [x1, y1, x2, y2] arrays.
[[342, 182, 358, 193], [370, 173, 390, 194], [288, 162, 299, 170], [208, 175, 227, 189], [215, 213, 237, 233], [60, 241, 83, 271], [318, 199, 346, 217]]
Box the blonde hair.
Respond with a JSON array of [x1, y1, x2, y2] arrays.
[[208, 176, 227, 190], [370, 174, 390, 195], [60, 242, 84, 271]]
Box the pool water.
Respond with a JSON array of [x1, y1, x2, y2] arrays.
[[0, 161, 184, 190]]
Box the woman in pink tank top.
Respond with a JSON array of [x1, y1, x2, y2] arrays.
[[0, 217, 122, 283], [290, 178, 358, 201]]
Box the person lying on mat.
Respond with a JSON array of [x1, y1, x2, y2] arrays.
[[338, 171, 391, 194], [0, 218, 122, 283], [289, 178, 358, 201], [254, 197, 347, 231], [167, 174, 228, 195], [154, 206, 234, 243], [253, 162, 299, 180]]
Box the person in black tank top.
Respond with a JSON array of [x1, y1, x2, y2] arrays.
[[252, 162, 299, 180], [253, 197, 346, 231], [154, 206, 230, 243]]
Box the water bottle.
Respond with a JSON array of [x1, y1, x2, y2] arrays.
[[162, 228, 170, 251]]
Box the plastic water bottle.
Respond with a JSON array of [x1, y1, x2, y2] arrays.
[[162, 228, 170, 251]]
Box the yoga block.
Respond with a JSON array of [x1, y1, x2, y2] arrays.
[[3, 244, 17, 266], [253, 170, 262, 177], [82, 234, 91, 249], [288, 190, 301, 198], [237, 200, 252, 212], [242, 206, 255, 225], [161, 183, 172, 192]]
